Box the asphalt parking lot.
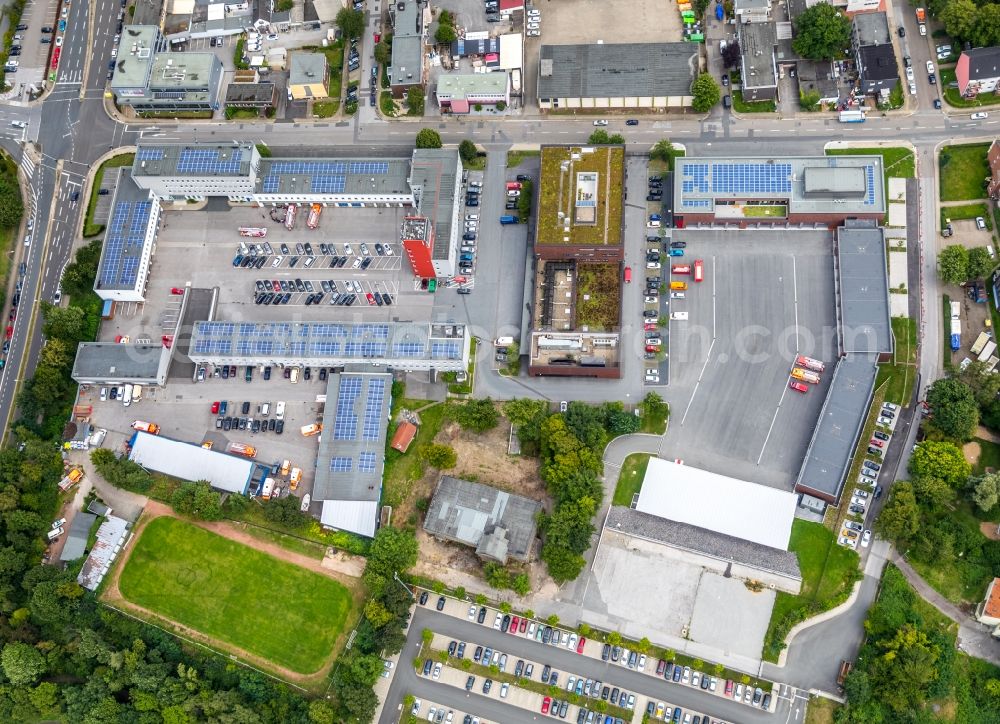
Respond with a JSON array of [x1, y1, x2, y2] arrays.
[[152, 202, 437, 323], [662, 230, 838, 489]]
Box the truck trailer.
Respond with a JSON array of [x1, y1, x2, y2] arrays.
[[795, 354, 826, 372], [227, 442, 257, 458], [791, 367, 821, 384], [131, 420, 160, 434], [951, 318, 962, 351]]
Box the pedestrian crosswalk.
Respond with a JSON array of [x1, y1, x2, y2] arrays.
[[55, 71, 83, 85], [19, 154, 35, 181]]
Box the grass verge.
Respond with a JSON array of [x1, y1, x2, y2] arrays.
[[875, 316, 917, 406], [939, 142, 991, 202], [732, 91, 776, 113], [805, 696, 841, 724], [973, 437, 1000, 475], [762, 520, 861, 662], [118, 516, 353, 674], [383, 399, 449, 508], [313, 101, 339, 118], [941, 202, 990, 229], [827, 146, 915, 179], [612, 454, 649, 507], [84, 153, 135, 237], [507, 150, 540, 168]]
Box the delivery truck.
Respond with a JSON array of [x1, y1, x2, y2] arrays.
[[499, 215, 519, 225], [791, 367, 821, 384], [494, 336, 515, 347], [131, 420, 160, 434], [300, 423, 322, 437], [795, 354, 826, 372], [307, 203, 322, 229], [952, 318, 962, 351], [227, 442, 257, 458], [838, 110, 866, 123], [284, 203, 297, 230]]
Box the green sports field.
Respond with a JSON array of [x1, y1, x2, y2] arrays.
[[118, 516, 353, 674]]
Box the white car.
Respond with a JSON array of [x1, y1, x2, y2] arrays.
[[926, 60, 935, 74], [670, 291, 685, 299], [111, 48, 117, 58], [275, 401, 285, 419], [644, 295, 659, 303], [905, 67, 914, 81], [645, 372, 660, 383], [646, 261, 661, 269], [5, 60, 18, 67], [973, 112, 990, 120], [493, 612, 502, 629], [527, 22, 540, 30], [9, 120, 26, 129], [360, 242, 370, 256], [527, 29, 540, 36], [468, 605, 477, 620], [55, 36, 63, 47], [351, 257, 362, 269], [383, 244, 394, 256], [500, 682, 509, 698], [851, 496, 867, 508], [466, 214, 479, 221], [908, 82, 917, 96], [271, 255, 283, 267], [593, 119, 608, 126], [853, 488, 869, 499], [528, 8, 540, 16], [343, 242, 353, 255], [919, 23, 927, 36], [861, 529, 872, 547]]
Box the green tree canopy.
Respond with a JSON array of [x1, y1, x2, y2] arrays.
[[792, 2, 851, 60], [968, 246, 996, 280], [938, 244, 970, 284], [366, 526, 418, 577], [876, 482, 920, 542], [908, 440, 972, 488], [406, 86, 425, 116], [458, 139, 477, 164], [415, 128, 442, 148], [926, 377, 979, 441], [41, 305, 87, 345], [954, 360, 1000, 408], [649, 139, 674, 163], [691, 74, 721, 112], [452, 398, 498, 432], [335, 8, 365, 38], [1, 642, 46, 685], [419, 443, 457, 469], [942, 0, 978, 40], [374, 38, 391, 67]]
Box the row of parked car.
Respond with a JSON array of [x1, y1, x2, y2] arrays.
[[839, 401, 896, 548]]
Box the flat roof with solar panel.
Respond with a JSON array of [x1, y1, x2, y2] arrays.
[[133, 143, 256, 178], [187, 320, 469, 371], [313, 371, 393, 538], [674, 155, 885, 217], [255, 157, 411, 197], [95, 168, 159, 296]]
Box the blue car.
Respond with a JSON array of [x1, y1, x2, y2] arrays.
[[668, 248, 684, 257], [649, 213, 661, 221], [59, 19, 66, 31], [672, 666, 682, 682]]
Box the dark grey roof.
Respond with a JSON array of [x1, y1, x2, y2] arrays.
[[537, 43, 696, 100], [837, 219, 893, 354], [410, 148, 460, 260], [858, 44, 898, 82], [796, 58, 841, 100], [787, 0, 808, 21], [739, 22, 777, 89], [87, 500, 111, 517], [423, 476, 542, 563], [606, 507, 802, 579], [59, 513, 97, 562], [224, 82, 275, 104], [964, 46, 1000, 81], [795, 353, 880, 500], [289, 53, 328, 86], [390, 0, 424, 87], [852, 11, 890, 47], [312, 371, 392, 503], [71, 343, 166, 383]]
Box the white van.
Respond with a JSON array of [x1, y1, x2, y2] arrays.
[[290, 367, 299, 384], [276, 401, 285, 419], [131, 385, 142, 402], [261, 402, 270, 416], [122, 384, 133, 407], [670, 311, 689, 321], [47, 527, 63, 541]]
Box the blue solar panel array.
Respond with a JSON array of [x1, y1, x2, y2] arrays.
[[682, 199, 713, 209], [333, 377, 362, 441], [98, 201, 153, 290], [136, 147, 164, 161], [864, 165, 876, 205], [259, 160, 389, 195], [392, 342, 424, 357], [430, 342, 462, 360], [176, 148, 243, 175], [358, 452, 377, 473], [363, 379, 386, 441], [330, 456, 353, 473], [681, 162, 710, 193], [711, 162, 792, 194]]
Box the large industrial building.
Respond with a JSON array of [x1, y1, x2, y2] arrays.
[[536, 43, 696, 109], [93, 168, 161, 303], [674, 156, 886, 227], [110, 26, 224, 113], [604, 458, 802, 594], [312, 371, 393, 538], [795, 220, 894, 504], [129, 431, 267, 494]]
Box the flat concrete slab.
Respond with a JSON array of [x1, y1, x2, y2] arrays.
[[688, 573, 774, 659], [888, 202, 907, 227]]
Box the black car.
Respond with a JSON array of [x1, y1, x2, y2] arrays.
[[601, 643, 611, 660], [516, 174, 530, 182], [422, 659, 433, 676], [670, 241, 687, 248], [268, 418, 276, 431], [477, 606, 487, 623], [276, 420, 284, 434], [436, 596, 446, 611], [361, 257, 373, 269], [558, 701, 568, 718], [700, 675, 710, 690], [482, 679, 492, 694], [473, 645, 483, 662], [541, 664, 551, 683], [456, 642, 465, 658], [542, 626, 552, 644], [448, 640, 457, 656], [514, 659, 524, 677], [672, 665, 682, 682], [501, 614, 510, 632], [465, 675, 475, 691], [626, 119, 639, 125], [252, 419, 261, 433], [222, 417, 233, 431], [647, 194, 662, 201]]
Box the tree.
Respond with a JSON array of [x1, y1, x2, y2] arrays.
[[955, 360, 1000, 408], [458, 139, 477, 164], [876, 482, 920, 542], [969, 246, 996, 280], [543, 498, 597, 554], [546, 614, 560, 626], [540, 543, 585, 583], [453, 398, 498, 432], [691, 73, 721, 112], [39, 338, 73, 371], [406, 86, 425, 116], [171, 482, 222, 520], [871, 623, 941, 713], [262, 494, 307, 526], [970, 4, 1000, 49], [792, 3, 851, 61], [973, 472, 1000, 512], [374, 39, 391, 67], [2, 642, 46, 685], [366, 526, 418, 577], [512, 573, 530, 596], [415, 128, 442, 149], [926, 377, 979, 441], [941, 0, 978, 41], [606, 631, 622, 646], [938, 244, 970, 284], [721, 40, 741, 69], [364, 599, 394, 628], [419, 443, 457, 469], [649, 139, 674, 163], [41, 304, 87, 345], [908, 440, 971, 487], [911, 475, 955, 510], [335, 7, 365, 38], [435, 21, 457, 44]]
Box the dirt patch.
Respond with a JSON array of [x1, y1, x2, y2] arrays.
[[101, 500, 364, 688], [964, 441, 982, 465], [980, 521, 1000, 541], [438, 420, 545, 500]]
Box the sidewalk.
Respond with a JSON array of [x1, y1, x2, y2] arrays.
[[889, 550, 1000, 666]]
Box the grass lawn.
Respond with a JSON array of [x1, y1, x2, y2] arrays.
[[732, 91, 776, 113], [941, 67, 1000, 108], [84, 153, 135, 237], [941, 202, 990, 230], [828, 146, 916, 179], [313, 101, 339, 118], [762, 520, 860, 662], [939, 143, 991, 202], [875, 316, 917, 406], [382, 399, 449, 508], [118, 517, 353, 674], [804, 696, 841, 724], [612, 453, 650, 507], [743, 204, 787, 218], [973, 437, 1000, 475], [639, 403, 669, 434], [225, 107, 259, 120]]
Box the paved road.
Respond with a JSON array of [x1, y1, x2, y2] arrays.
[[381, 608, 786, 724]]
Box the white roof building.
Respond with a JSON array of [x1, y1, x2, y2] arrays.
[[636, 458, 797, 550], [129, 432, 256, 494]]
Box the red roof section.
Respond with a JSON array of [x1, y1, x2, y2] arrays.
[[390, 421, 418, 453], [450, 99, 470, 114], [985, 577, 1000, 619], [956, 53, 971, 96], [500, 0, 523, 9]]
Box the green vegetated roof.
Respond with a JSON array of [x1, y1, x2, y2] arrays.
[[537, 145, 624, 247]]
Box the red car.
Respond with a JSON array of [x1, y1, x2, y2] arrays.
[[671, 264, 691, 274], [272, 280, 281, 291], [645, 344, 659, 353], [869, 438, 884, 448], [541, 697, 552, 714], [509, 616, 519, 634], [694, 258, 704, 283], [624, 266, 632, 283], [211, 401, 220, 414], [644, 322, 658, 331], [576, 636, 586, 654], [725, 680, 734, 696], [789, 380, 809, 394], [518, 617, 527, 633], [169, 287, 185, 295], [4, 326, 12, 340], [366, 292, 376, 305]]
